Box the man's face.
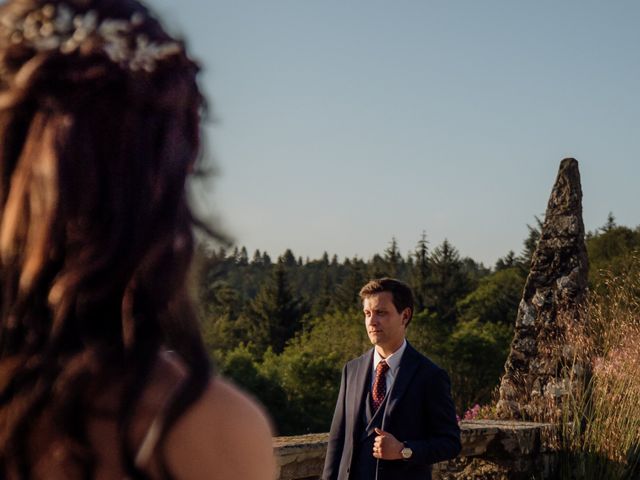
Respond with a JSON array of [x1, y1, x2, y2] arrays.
[[363, 292, 409, 354]]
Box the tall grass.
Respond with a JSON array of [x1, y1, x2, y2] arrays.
[[560, 257, 640, 479]]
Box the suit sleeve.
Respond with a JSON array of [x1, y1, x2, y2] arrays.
[[322, 364, 347, 480], [405, 368, 461, 466]]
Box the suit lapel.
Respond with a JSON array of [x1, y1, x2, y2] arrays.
[[383, 342, 419, 423]]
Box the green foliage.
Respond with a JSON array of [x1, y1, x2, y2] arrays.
[[411, 231, 430, 312], [219, 345, 289, 431], [220, 310, 368, 434], [331, 259, 367, 312], [261, 347, 340, 434], [441, 319, 513, 411], [494, 250, 516, 271], [292, 308, 369, 363], [587, 225, 640, 290], [281, 248, 297, 267], [195, 220, 640, 435], [457, 267, 525, 325], [588, 225, 639, 264], [428, 239, 474, 324], [271, 309, 369, 432], [245, 261, 307, 354], [201, 312, 245, 355], [409, 312, 512, 411], [406, 310, 451, 366], [384, 237, 401, 277], [519, 217, 543, 269]]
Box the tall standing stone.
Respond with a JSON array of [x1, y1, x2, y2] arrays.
[[496, 158, 589, 420]]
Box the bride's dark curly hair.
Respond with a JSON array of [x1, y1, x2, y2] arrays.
[[0, 0, 217, 477]]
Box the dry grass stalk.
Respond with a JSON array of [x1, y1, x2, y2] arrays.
[[560, 257, 640, 479]]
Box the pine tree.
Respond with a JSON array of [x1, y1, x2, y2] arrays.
[[311, 267, 333, 317], [246, 260, 306, 354], [384, 237, 401, 277], [494, 250, 516, 271], [281, 249, 297, 267], [208, 281, 241, 318], [238, 246, 249, 266], [369, 254, 388, 278], [215, 246, 227, 260], [518, 216, 543, 269], [412, 232, 430, 312], [601, 212, 617, 233], [334, 257, 368, 312], [430, 239, 470, 324]]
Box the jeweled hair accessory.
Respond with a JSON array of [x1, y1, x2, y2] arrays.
[[0, 3, 182, 72]]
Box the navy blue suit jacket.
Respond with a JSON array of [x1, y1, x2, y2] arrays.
[[322, 342, 461, 480]]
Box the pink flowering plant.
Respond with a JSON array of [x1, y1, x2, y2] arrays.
[[457, 403, 496, 423]]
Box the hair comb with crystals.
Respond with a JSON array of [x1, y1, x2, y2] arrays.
[[0, 3, 182, 73]]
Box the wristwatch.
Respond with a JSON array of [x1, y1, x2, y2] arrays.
[[400, 442, 413, 460]]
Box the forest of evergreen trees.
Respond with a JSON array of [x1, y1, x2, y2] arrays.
[[193, 215, 640, 435]]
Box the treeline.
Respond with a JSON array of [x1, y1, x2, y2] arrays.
[[194, 215, 640, 435]]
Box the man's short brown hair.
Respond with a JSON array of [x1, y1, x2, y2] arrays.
[[359, 278, 414, 325]]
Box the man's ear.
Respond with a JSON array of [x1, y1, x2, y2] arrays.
[[402, 308, 411, 326]]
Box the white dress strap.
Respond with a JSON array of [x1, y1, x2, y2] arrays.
[[135, 415, 164, 468], [134, 351, 187, 469]]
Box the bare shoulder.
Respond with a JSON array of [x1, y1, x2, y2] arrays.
[[165, 377, 276, 480]]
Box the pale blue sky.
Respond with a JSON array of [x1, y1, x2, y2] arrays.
[[148, 0, 639, 266]]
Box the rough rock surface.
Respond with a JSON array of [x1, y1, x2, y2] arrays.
[[496, 158, 589, 421]]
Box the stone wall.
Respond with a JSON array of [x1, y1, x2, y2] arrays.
[[273, 420, 557, 480]]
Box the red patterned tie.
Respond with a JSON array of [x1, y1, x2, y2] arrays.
[[371, 360, 389, 412]]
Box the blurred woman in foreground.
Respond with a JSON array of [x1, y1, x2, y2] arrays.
[[0, 0, 275, 478]]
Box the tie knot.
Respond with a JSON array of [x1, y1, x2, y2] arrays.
[[376, 360, 389, 376]]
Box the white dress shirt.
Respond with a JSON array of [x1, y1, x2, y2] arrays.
[[371, 338, 407, 395]]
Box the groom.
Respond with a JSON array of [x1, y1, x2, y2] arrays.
[[322, 278, 461, 480]]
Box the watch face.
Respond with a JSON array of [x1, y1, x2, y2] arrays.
[[401, 447, 412, 459]]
